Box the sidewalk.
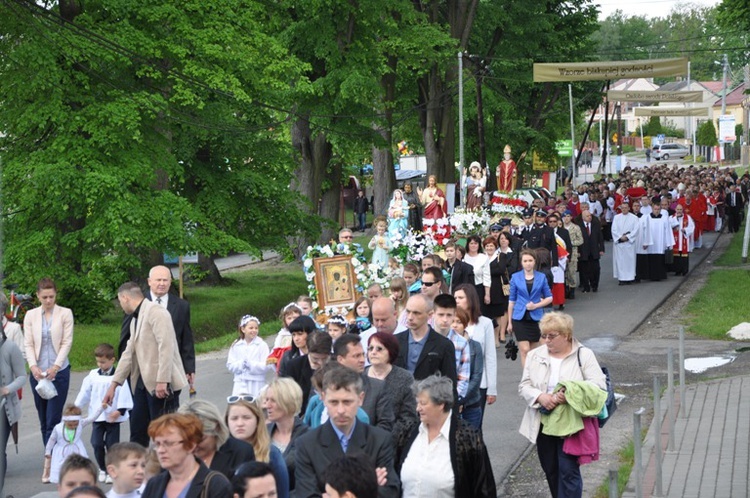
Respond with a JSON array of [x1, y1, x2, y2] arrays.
[[623, 374, 750, 497]]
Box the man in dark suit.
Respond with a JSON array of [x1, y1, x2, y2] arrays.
[[726, 184, 745, 233], [444, 241, 474, 293], [117, 266, 196, 388], [576, 210, 605, 292], [294, 367, 400, 498], [145, 266, 196, 390], [333, 334, 394, 431], [393, 295, 457, 385]]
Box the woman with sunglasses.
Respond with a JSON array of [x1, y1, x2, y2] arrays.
[[518, 312, 606, 498], [364, 331, 417, 441], [225, 396, 290, 498], [177, 399, 256, 480]]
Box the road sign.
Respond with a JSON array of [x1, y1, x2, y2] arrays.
[[555, 140, 573, 157], [719, 114, 736, 143]]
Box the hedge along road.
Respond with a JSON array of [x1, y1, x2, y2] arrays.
[[3, 232, 719, 497]]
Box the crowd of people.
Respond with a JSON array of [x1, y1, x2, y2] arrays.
[[1, 162, 747, 498]]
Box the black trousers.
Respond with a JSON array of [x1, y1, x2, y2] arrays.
[[537, 429, 583, 498], [129, 378, 180, 447], [728, 208, 741, 232], [578, 259, 600, 291], [91, 421, 121, 470]]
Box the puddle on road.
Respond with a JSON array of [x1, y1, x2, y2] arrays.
[[582, 337, 618, 352], [683, 356, 735, 374]]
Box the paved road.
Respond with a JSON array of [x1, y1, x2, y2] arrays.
[[3, 232, 719, 497]]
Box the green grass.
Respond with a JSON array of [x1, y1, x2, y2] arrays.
[[593, 441, 635, 498], [69, 267, 306, 370], [714, 221, 747, 266], [353, 233, 375, 261], [684, 268, 750, 339], [684, 223, 750, 340]]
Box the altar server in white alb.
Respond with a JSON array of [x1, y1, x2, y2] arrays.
[[631, 201, 652, 282], [74, 342, 133, 483], [645, 198, 674, 281], [611, 202, 640, 285]]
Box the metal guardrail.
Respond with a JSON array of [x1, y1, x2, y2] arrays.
[[629, 328, 688, 497]]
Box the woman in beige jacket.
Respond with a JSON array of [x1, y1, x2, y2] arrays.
[[518, 312, 605, 498], [23, 278, 74, 451]]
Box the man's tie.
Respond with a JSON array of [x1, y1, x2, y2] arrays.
[[156, 297, 162, 305], [586, 223, 591, 236], [340, 433, 348, 453]]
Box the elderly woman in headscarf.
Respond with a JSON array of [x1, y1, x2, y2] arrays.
[[178, 398, 256, 480]]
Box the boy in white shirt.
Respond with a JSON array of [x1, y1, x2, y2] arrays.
[[105, 442, 147, 498], [75, 343, 133, 483]]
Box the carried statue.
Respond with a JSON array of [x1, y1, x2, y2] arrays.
[[464, 161, 486, 211], [496, 144, 517, 193]]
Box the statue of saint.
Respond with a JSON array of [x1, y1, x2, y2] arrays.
[[464, 161, 486, 210], [496, 145, 517, 193]]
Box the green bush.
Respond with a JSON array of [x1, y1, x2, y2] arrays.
[[622, 145, 636, 154]]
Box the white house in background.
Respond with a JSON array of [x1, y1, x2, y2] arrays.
[[651, 80, 723, 135]]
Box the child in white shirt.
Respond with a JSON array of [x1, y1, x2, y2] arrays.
[[75, 343, 133, 483], [227, 315, 272, 398]]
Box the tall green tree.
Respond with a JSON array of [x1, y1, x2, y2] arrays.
[[0, 0, 313, 319], [459, 0, 601, 172]]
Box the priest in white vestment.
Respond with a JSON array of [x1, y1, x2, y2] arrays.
[[612, 202, 640, 284]]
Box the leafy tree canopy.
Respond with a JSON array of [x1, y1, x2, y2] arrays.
[[0, 0, 317, 320]]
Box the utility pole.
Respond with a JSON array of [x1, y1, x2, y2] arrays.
[[616, 102, 623, 157], [475, 60, 487, 172], [458, 52, 465, 206], [569, 84, 576, 185], [721, 53, 728, 116], [720, 53, 728, 163]]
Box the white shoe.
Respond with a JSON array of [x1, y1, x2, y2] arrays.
[[98, 470, 106, 483], [105, 475, 113, 484]]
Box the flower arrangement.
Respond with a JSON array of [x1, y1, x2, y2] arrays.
[[490, 192, 529, 216], [450, 207, 491, 236], [390, 229, 439, 262], [422, 217, 451, 246], [302, 241, 388, 317]]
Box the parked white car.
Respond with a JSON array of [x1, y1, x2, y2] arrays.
[[652, 143, 689, 160]]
